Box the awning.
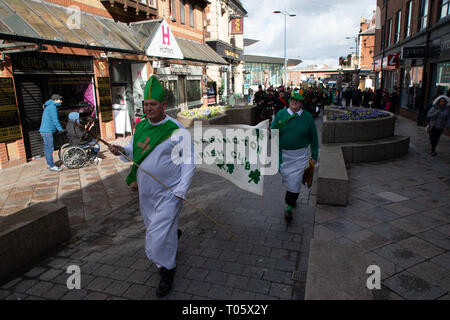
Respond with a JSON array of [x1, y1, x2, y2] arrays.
[[0, 0, 144, 54], [177, 37, 228, 65]]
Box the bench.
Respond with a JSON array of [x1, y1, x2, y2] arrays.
[[0, 203, 71, 281], [305, 239, 373, 300]]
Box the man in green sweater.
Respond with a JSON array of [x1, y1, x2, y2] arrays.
[[270, 90, 319, 221]]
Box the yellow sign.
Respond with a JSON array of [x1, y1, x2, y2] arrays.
[[224, 49, 239, 59], [0, 78, 22, 142]]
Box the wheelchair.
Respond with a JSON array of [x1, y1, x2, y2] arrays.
[[58, 118, 101, 169], [59, 140, 100, 169]]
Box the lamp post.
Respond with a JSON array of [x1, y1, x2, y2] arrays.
[[274, 10, 296, 89]]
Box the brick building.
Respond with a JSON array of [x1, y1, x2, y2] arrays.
[[374, 0, 450, 122], [0, 0, 225, 168], [359, 14, 377, 89], [205, 0, 247, 104]]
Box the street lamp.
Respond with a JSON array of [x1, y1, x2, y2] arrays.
[[274, 10, 296, 89]]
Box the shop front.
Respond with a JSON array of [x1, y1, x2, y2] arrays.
[[400, 46, 426, 113], [429, 34, 450, 99], [10, 53, 96, 160], [206, 40, 244, 97]]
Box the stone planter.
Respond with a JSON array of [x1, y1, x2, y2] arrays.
[[176, 106, 257, 128], [322, 107, 395, 143], [224, 106, 257, 126], [176, 113, 228, 128]]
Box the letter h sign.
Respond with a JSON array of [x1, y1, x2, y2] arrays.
[[162, 26, 170, 45]]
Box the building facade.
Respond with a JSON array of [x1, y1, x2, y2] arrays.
[[374, 0, 450, 122], [205, 0, 246, 103], [0, 0, 226, 168], [359, 14, 377, 89], [244, 55, 301, 90]]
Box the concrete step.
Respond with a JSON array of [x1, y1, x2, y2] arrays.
[[305, 239, 373, 300], [338, 135, 410, 163]]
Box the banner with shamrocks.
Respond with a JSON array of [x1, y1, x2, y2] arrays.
[[188, 120, 276, 196]]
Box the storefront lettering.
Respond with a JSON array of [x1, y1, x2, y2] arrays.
[[224, 49, 239, 59], [12, 54, 93, 73]]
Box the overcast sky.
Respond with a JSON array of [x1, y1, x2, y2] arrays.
[[242, 0, 377, 68]]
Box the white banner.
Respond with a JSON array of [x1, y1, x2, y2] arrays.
[[185, 120, 279, 196]]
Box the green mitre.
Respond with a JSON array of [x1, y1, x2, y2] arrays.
[[144, 75, 165, 102]]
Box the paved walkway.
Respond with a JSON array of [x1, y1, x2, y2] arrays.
[[0, 114, 448, 300]]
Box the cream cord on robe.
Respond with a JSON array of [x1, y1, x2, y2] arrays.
[[96, 136, 240, 241]]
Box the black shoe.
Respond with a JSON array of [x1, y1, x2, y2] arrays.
[[177, 229, 182, 239], [431, 152, 437, 157], [284, 209, 293, 222], [156, 267, 176, 298]]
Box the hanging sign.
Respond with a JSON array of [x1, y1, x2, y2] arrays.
[[97, 77, 113, 122]]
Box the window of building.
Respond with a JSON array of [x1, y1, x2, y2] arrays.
[[189, 4, 194, 28], [180, 0, 185, 24], [139, 0, 157, 8], [187, 79, 202, 107], [441, 0, 450, 18], [161, 79, 178, 110], [405, 1, 412, 38], [170, 0, 176, 21], [419, 0, 429, 31], [386, 19, 392, 48], [395, 10, 401, 43]]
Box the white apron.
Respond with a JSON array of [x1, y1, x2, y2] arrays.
[[280, 148, 309, 194]]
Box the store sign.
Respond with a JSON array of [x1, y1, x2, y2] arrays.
[[11, 53, 93, 73], [402, 46, 425, 59], [97, 77, 113, 122], [0, 78, 22, 142], [207, 41, 243, 61], [373, 59, 382, 72], [231, 18, 244, 35], [145, 19, 184, 60], [382, 53, 399, 70]]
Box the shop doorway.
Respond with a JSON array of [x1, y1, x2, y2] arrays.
[[15, 76, 46, 160]]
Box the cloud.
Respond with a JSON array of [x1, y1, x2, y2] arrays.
[[243, 0, 376, 67]]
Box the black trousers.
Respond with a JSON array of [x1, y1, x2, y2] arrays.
[[429, 127, 444, 152], [285, 191, 300, 208]]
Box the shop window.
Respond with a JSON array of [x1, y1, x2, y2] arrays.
[[400, 66, 423, 111], [161, 80, 179, 110], [441, 0, 450, 18], [187, 79, 202, 107], [436, 62, 450, 91], [47, 76, 96, 118]]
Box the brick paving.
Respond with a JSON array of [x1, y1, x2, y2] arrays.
[[0, 114, 449, 300]]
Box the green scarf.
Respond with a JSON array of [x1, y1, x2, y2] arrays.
[[274, 112, 298, 168], [125, 118, 179, 186]]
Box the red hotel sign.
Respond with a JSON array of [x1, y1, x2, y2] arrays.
[[231, 18, 243, 35]]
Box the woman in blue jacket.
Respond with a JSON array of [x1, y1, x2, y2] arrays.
[[39, 94, 64, 171]]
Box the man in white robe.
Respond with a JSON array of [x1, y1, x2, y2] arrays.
[[109, 76, 195, 297]]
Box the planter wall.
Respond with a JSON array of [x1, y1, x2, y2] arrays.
[[322, 108, 395, 143], [176, 106, 257, 128]]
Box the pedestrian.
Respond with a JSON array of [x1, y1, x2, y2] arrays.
[[39, 94, 65, 171], [419, 95, 438, 126], [390, 86, 399, 114], [427, 95, 450, 157], [108, 76, 196, 298], [269, 90, 319, 221]]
